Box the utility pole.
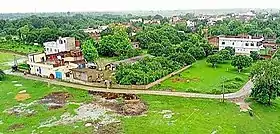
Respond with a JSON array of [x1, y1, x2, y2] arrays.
[[222, 77, 226, 103]]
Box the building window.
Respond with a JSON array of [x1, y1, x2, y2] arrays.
[[47, 48, 49, 51], [232, 42, 235, 45], [245, 43, 249, 46], [222, 42, 225, 45], [251, 43, 254, 46], [64, 40, 66, 43], [59, 40, 63, 44]]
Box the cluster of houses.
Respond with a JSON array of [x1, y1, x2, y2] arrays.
[[26, 37, 149, 84], [27, 37, 113, 83]]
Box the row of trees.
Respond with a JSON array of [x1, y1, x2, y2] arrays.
[[81, 25, 140, 62], [115, 25, 213, 85]]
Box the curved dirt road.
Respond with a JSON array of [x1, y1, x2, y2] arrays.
[[10, 73, 253, 99]]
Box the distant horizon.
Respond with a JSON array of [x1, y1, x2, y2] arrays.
[[1, 0, 280, 14], [0, 8, 279, 15]]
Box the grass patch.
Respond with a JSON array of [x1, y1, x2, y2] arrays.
[[0, 75, 93, 134], [0, 52, 23, 70], [122, 95, 280, 134], [0, 41, 44, 54], [152, 59, 250, 94]]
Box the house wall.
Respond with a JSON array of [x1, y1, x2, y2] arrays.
[[27, 62, 54, 77], [28, 53, 46, 63], [44, 37, 76, 55], [219, 37, 264, 54]]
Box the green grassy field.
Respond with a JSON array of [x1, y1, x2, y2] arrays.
[[0, 41, 44, 54], [0, 52, 20, 70], [123, 95, 280, 134], [0, 76, 279, 134], [0, 75, 93, 134], [153, 59, 250, 94]]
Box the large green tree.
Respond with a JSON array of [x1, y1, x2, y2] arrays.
[[81, 39, 99, 62], [250, 60, 280, 104], [206, 54, 223, 68], [231, 55, 253, 72]]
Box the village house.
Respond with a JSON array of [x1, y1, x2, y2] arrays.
[[130, 18, 143, 23], [219, 35, 264, 54], [186, 20, 196, 27], [143, 19, 161, 24], [27, 53, 78, 79], [83, 26, 108, 40], [208, 36, 219, 48], [28, 37, 85, 80], [43, 37, 76, 55]]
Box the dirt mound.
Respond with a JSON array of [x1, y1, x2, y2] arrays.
[[15, 93, 31, 101], [91, 92, 148, 116], [171, 77, 200, 83], [40, 92, 71, 110], [89, 91, 138, 100], [119, 100, 147, 116], [8, 123, 24, 132]]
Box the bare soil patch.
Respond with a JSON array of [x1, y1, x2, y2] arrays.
[[89, 91, 148, 116], [171, 77, 200, 83], [8, 123, 24, 132], [40, 92, 71, 110], [15, 93, 31, 101]]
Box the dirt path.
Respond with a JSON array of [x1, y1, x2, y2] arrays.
[[9, 72, 253, 99]]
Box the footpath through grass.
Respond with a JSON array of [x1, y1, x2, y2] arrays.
[[153, 59, 250, 94], [123, 95, 280, 134]]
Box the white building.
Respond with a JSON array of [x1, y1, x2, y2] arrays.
[[130, 18, 143, 23], [186, 20, 195, 27], [27, 53, 78, 79], [219, 35, 264, 54], [43, 37, 76, 55]]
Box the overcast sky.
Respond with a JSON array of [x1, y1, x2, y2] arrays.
[[0, 0, 280, 13]]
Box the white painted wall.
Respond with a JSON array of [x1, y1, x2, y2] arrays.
[[43, 37, 75, 55], [219, 37, 264, 54]]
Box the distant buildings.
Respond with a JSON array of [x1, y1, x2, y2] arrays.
[[130, 18, 143, 23], [83, 26, 108, 40], [143, 19, 161, 24], [186, 20, 196, 27], [218, 35, 264, 54]]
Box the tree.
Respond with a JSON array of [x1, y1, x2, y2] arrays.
[[225, 46, 235, 56], [231, 55, 253, 72], [250, 51, 260, 61], [168, 52, 196, 66], [206, 54, 223, 67], [81, 39, 99, 62], [187, 46, 206, 60], [0, 69, 5, 80], [218, 49, 232, 61], [250, 60, 280, 104]]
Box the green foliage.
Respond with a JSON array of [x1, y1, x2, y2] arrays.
[[115, 57, 181, 85], [250, 51, 260, 61], [250, 60, 280, 104], [231, 55, 253, 72], [206, 54, 223, 67], [81, 39, 99, 62], [98, 27, 133, 57], [187, 46, 206, 60], [224, 46, 235, 56], [218, 49, 232, 61], [0, 69, 5, 80], [168, 52, 196, 66]]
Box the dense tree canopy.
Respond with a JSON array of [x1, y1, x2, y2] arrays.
[[231, 55, 253, 72], [250, 60, 280, 104], [81, 39, 99, 62]]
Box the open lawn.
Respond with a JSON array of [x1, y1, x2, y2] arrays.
[[0, 76, 279, 134], [0, 41, 44, 54], [0, 75, 93, 134], [123, 95, 280, 134], [0, 52, 21, 70], [153, 59, 250, 94]]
